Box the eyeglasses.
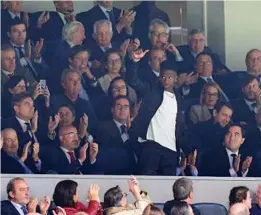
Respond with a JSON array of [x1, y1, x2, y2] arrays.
[[61, 132, 79, 138], [198, 61, 212, 66], [107, 58, 121, 65], [150, 31, 169, 38], [205, 92, 218, 97], [191, 38, 205, 43], [161, 76, 175, 80], [115, 104, 129, 110], [112, 85, 127, 92]]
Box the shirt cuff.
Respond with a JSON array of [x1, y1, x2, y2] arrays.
[[242, 169, 249, 177], [35, 159, 42, 171], [34, 57, 42, 64], [78, 159, 83, 165], [176, 167, 182, 176], [20, 58, 28, 66], [229, 168, 238, 177], [190, 167, 198, 176], [90, 159, 96, 164]]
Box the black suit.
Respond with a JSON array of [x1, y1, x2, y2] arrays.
[[40, 146, 98, 174], [31, 11, 65, 42], [77, 5, 129, 44], [1, 200, 23, 215], [94, 120, 136, 174], [1, 9, 32, 44], [231, 98, 257, 128], [163, 200, 201, 215], [198, 146, 248, 177]]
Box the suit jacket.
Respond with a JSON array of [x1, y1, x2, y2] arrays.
[[198, 146, 248, 177], [77, 5, 129, 44], [31, 11, 65, 42], [40, 146, 98, 174], [1, 200, 23, 215], [1, 9, 32, 44], [189, 104, 212, 124], [94, 120, 136, 174], [177, 45, 229, 73], [163, 200, 201, 215]]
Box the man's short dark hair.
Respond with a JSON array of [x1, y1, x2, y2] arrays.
[[172, 177, 193, 200], [6, 177, 26, 200], [112, 95, 130, 108], [241, 74, 259, 88], [195, 52, 214, 64], [8, 19, 26, 32], [11, 91, 32, 108], [160, 60, 178, 74], [53, 180, 78, 208], [227, 123, 246, 138], [104, 185, 124, 209], [69, 45, 90, 59], [214, 101, 233, 114], [229, 186, 249, 206], [170, 201, 191, 215]]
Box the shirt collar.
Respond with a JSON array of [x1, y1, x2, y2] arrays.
[[57, 11, 67, 24], [8, 10, 21, 19], [98, 4, 112, 13], [152, 70, 160, 77], [60, 146, 74, 153], [10, 200, 25, 213], [226, 148, 239, 157], [100, 43, 112, 52], [16, 116, 29, 126], [11, 41, 25, 48], [2, 69, 14, 76], [200, 76, 213, 82], [66, 40, 75, 48], [113, 119, 127, 128], [244, 98, 256, 110]]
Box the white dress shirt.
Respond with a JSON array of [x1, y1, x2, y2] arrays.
[[100, 43, 112, 53], [8, 10, 21, 19], [226, 148, 248, 177], [57, 11, 67, 24], [10, 200, 26, 215], [2, 69, 14, 77], [146, 91, 177, 152], [244, 99, 257, 113], [98, 4, 111, 20], [113, 119, 129, 143], [152, 70, 160, 77]]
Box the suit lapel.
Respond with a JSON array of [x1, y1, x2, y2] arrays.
[[111, 121, 124, 145]]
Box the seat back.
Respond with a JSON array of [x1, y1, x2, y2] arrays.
[[153, 203, 165, 210], [193, 203, 227, 215]]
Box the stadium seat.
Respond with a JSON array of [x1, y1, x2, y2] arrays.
[[193, 203, 228, 215]]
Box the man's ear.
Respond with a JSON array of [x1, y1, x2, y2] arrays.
[[13, 105, 19, 114], [9, 191, 15, 199], [7, 32, 11, 39], [68, 57, 72, 64], [213, 109, 217, 117]]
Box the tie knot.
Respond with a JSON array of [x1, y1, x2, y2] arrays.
[[252, 103, 257, 109], [231, 153, 237, 158], [24, 122, 32, 131], [120, 125, 127, 134], [21, 205, 28, 215], [67, 151, 74, 156], [207, 77, 213, 82]]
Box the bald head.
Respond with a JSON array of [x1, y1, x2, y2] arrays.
[[58, 125, 79, 151], [229, 203, 250, 215], [2, 128, 19, 154]]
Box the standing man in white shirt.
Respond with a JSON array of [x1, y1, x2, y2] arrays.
[[129, 60, 180, 175]]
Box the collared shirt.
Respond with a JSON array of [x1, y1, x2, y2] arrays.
[[2, 69, 14, 77], [98, 4, 112, 20], [258, 126, 261, 132], [8, 10, 21, 19], [57, 11, 67, 24], [100, 43, 112, 53], [244, 99, 257, 113], [113, 119, 129, 143], [200, 76, 213, 82], [15, 117, 38, 142], [146, 91, 177, 152], [66, 40, 76, 48], [10, 200, 26, 215], [152, 70, 160, 77], [225, 148, 248, 177]]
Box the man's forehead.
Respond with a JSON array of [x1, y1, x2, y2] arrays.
[[152, 24, 167, 32], [191, 33, 204, 39]]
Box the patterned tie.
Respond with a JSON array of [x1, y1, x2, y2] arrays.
[[67, 151, 76, 163], [21, 205, 28, 215]]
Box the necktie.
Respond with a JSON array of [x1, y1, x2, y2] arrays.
[[21, 205, 28, 215], [120, 125, 127, 134], [14, 16, 21, 22], [106, 10, 116, 26], [7, 72, 14, 78], [67, 151, 76, 163], [251, 103, 257, 113], [14, 46, 25, 58], [24, 122, 35, 143], [231, 153, 237, 167]]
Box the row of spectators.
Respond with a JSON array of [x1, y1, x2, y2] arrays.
[[1, 1, 261, 176], [1, 177, 261, 215]]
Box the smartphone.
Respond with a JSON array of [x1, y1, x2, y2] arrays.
[[39, 80, 46, 91]]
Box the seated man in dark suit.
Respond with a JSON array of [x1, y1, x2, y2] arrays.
[[31, 0, 75, 42], [95, 95, 136, 174], [8, 19, 49, 81], [41, 125, 99, 174], [1, 128, 42, 174], [250, 184, 261, 215], [164, 177, 200, 215], [188, 101, 233, 153], [1, 177, 50, 215], [2, 92, 43, 151], [77, 1, 135, 44], [231, 75, 261, 129], [1, 1, 32, 44], [198, 123, 253, 177], [182, 52, 230, 101], [49, 68, 98, 134], [177, 29, 229, 74], [1, 44, 37, 91]]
